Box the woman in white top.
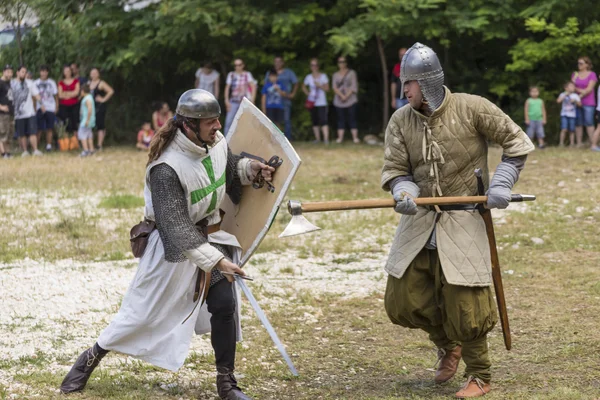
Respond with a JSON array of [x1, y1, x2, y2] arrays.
[[303, 58, 330, 144], [195, 62, 220, 99]]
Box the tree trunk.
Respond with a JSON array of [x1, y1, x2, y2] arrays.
[[15, 1, 24, 66], [16, 26, 23, 66], [375, 34, 388, 134], [444, 45, 449, 87]]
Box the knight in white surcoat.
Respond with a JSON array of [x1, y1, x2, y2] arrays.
[[60, 89, 274, 400]]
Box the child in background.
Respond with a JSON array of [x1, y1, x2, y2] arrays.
[[136, 122, 154, 151], [557, 81, 581, 147], [524, 86, 546, 149], [78, 84, 96, 157], [261, 69, 286, 131]]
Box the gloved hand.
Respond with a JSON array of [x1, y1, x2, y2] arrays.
[[486, 161, 519, 209], [390, 178, 420, 215]]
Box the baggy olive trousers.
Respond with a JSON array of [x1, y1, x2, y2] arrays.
[[385, 248, 498, 382]]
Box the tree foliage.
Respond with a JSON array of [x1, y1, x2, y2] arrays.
[[0, 0, 598, 143]]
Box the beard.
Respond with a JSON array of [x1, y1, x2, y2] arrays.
[[201, 129, 218, 145]]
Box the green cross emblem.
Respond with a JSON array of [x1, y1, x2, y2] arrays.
[[190, 157, 226, 213]]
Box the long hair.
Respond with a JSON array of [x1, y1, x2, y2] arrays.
[[147, 115, 200, 165], [579, 56, 593, 70], [62, 64, 73, 79]]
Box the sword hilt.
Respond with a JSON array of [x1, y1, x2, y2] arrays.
[[474, 169, 486, 212], [474, 168, 485, 196]]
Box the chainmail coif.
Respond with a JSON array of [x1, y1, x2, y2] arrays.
[[149, 148, 246, 287]]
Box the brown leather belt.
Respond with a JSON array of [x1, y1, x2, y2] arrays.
[[207, 222, 221, 235], [181, 213, 226, 325], [192, 219, 221, 303]]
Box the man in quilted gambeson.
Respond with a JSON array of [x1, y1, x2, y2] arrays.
[[381, 42, 534, 398]]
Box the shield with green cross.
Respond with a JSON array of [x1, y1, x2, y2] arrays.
[[219, 98, 301, 266]]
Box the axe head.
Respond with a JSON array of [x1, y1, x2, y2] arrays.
[[278, 200, 321, 238]]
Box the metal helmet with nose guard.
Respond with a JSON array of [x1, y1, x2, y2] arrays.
[[400, 42, 445, 111]]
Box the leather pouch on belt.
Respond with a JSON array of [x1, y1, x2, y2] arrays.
[[130, 219, 156, 258]]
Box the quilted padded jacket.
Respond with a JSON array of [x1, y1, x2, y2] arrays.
[[381, 87, 534, 286]]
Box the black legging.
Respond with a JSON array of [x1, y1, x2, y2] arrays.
[[206, 278, 237, 370], [58, 103, 79, 133]]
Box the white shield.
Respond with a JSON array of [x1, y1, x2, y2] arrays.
[[220, 98, 301, 266]]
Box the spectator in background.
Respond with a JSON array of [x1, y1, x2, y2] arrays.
[[265, 55, 298, 141], [152, 102, 173, 132], [303, 58, 330, 144], [89, 67, 114, 151], [11, 65, 42, 156], [78, 84, 95, 157], [557, 81, 581, 147], [571, 56, 597, 148], [195, 62, 220, 98], [524, 86, 546, 149], [136, 122, 154, 151], [71, 62, 87, 89], [35, 65, 58, 151], [332, 56, 359, 144], [390, 47, 408, 110], [58, 65, 80, 140], [592, 85, 600, 151], [0, 65, 14, 158], [224, 58, 256, 136], [261, 69, 286, 131]]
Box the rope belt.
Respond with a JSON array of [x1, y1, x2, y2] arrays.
[[422, 121, 445, 197]]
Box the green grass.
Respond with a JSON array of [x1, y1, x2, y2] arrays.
[[279, 266, 295, 274], [99, 194, 145, 209], [332, 254, 361, 264]]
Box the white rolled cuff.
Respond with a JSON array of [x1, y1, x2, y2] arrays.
[[238, 158, 254, 185], [183, 243, 225, 272]]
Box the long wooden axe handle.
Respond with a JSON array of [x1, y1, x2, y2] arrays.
[[295, 194, 535, 213]]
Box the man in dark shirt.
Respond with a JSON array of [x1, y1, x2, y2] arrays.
[[264, 56, 298, 141], [71, 62, 88, 91], [0, 65, 14, 158]]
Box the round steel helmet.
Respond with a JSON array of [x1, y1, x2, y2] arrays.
[[176, 89, 221, 119], [400, 42, 445, 111]]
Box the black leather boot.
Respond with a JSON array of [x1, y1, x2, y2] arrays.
[[216, 368, 252, 400], [60, 343, 108, 394]]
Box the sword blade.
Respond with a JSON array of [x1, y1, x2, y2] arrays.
[[235, 276, 299, 376]]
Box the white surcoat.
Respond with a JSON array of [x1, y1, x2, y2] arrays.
[[98, 131, 246, 371]]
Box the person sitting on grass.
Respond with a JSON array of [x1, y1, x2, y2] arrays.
[[136, 122, 154, 151], [557, 81, 581, 148], [261, 69, 286, 132], [78, 84, 96, 157]]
